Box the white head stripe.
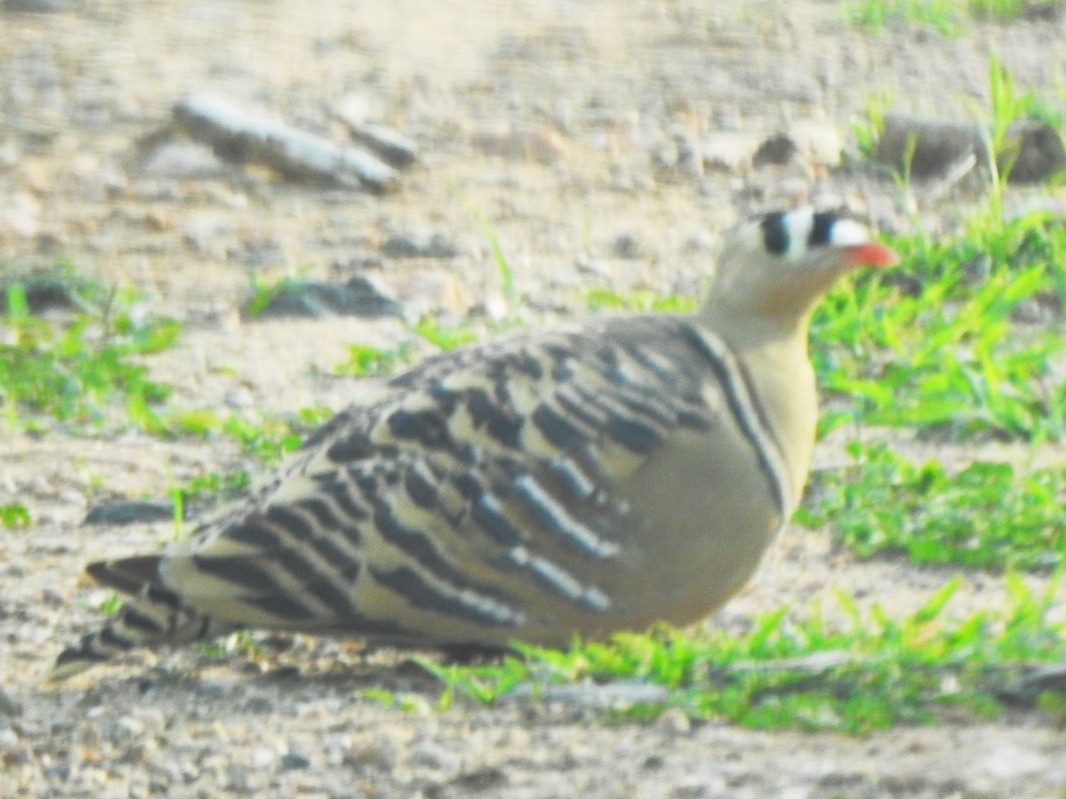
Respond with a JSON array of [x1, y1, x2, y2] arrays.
[[783, 207, 815, 259], [827, 218, 871, 247]]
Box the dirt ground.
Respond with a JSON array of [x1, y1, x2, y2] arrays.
[[2, 1, 1066, 797]]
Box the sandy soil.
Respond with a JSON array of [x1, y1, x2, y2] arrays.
[[2, 1, 1066, 797]]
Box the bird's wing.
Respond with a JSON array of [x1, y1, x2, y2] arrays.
[[104, 317, 731, 639]]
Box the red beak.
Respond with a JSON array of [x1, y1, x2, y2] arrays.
[[842, 242, 899, 267]]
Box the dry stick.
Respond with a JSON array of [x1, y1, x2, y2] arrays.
[[173, 94, 398, 193], [504, 682, 671, 707], [498, 652, 865, 709], [335, 118, 418, 169]]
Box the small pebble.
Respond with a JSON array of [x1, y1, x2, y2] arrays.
[[241, 696, 274, 714], [701, 131, 759, 173], [345, 122, 418, 169], [223, 387, 255, 411], [116, 716, 146, 738], [408, 741, 447, 769], [279, 752, 311, 771], [4, 0, 68, 13], [139, 140, 227, 180], [984, 744, 1047, 779], [653, 708, 692, 736], [611, 233, 642, 260], [752, 132, 799, 168], [380, 231, 458, 259], [0, 690, 22, 717], [249, 747, 275, 770], [83, 500, 176, 526]]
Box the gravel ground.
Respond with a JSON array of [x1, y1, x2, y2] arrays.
[[2, 1, 1066, 797]]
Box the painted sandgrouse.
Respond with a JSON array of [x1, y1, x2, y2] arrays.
[[52, 207, 897, 678]]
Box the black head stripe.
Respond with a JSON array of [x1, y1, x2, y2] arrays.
[[759, 212, 789, 255], [809, 212, 837, 247]]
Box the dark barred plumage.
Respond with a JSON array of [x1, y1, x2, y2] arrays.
[[759, 211, 791, 255], [53, 208, 897, 679], [808, 211, 837, 247]]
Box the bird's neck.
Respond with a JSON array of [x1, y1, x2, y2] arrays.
[[692, 306, 818, 513], [694, 303, 812, 351]]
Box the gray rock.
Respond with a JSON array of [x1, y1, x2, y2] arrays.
[[788, 120, 842, 167], [140, 140, 228, 179], [380, 231, 458, 259], [279, 752, 311, 771], [701, 132, 760, 173], [752, 132, 799, 168], [1008, 121, 1066, 184], [3, 0, 68, 12], [84, 499, 177, 526], [181, 213, 235, 256], [240, 240, 287, 268], [344, 122, 418, 169], [611, 233, 642, 260], [246, 275, 404, 319], [0, 269, 102, 314], [0, 689, 22, 717]]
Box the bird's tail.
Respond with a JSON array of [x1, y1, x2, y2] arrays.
[[49, 555, 235, 681]]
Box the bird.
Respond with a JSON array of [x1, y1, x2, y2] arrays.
[[51, 206, 898, 680]]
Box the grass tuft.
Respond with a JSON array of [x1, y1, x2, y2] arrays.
[[844, 0, 1065, 33], [0, 503, 30, 528], [335, 342, 412, 377], [422, 577, 1066, 732], [799, 441, 1066, 570], [585, 288, 698, 314], [1, 282, 179, 434], [845, 0, 965, 34], [813, 210, 1066, 441], [414, 318, 481, 351]]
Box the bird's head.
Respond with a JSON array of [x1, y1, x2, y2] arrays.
[[702, 207, 898, 337]]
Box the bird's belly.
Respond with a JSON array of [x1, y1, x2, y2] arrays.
[[602, 427, 785, 630]]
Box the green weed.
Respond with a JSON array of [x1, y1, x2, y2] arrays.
[[169, 487, 185, 540], [244, 274, 303, 318], [585, 288, 698, 314], [845, 0, 1062, 32], [844, 0, 963, 34], [217, 413, 302, 462], [423, 577, 1066, 732], [0, 268, 342, 455], [460, 194, 517, 303], [851, 91, 894, 159], [977, 53, 1055, 219], [161, 407, 329, 464], [197, 629, 267, 661], [414, 318, 481, 351], [0, 503, 30, 528], [98, 592, 122, 616], [1, 282, 179, 433], [969, 0, 1065, 19], [0, 262, 110, 314], [174, 469, 252, 504], [335, 342, 412, 377], [334, 317, 495, 378], [359, 687, 435, 714], [813, 210, 1066, 441], [799, 441, 1066, 570]]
